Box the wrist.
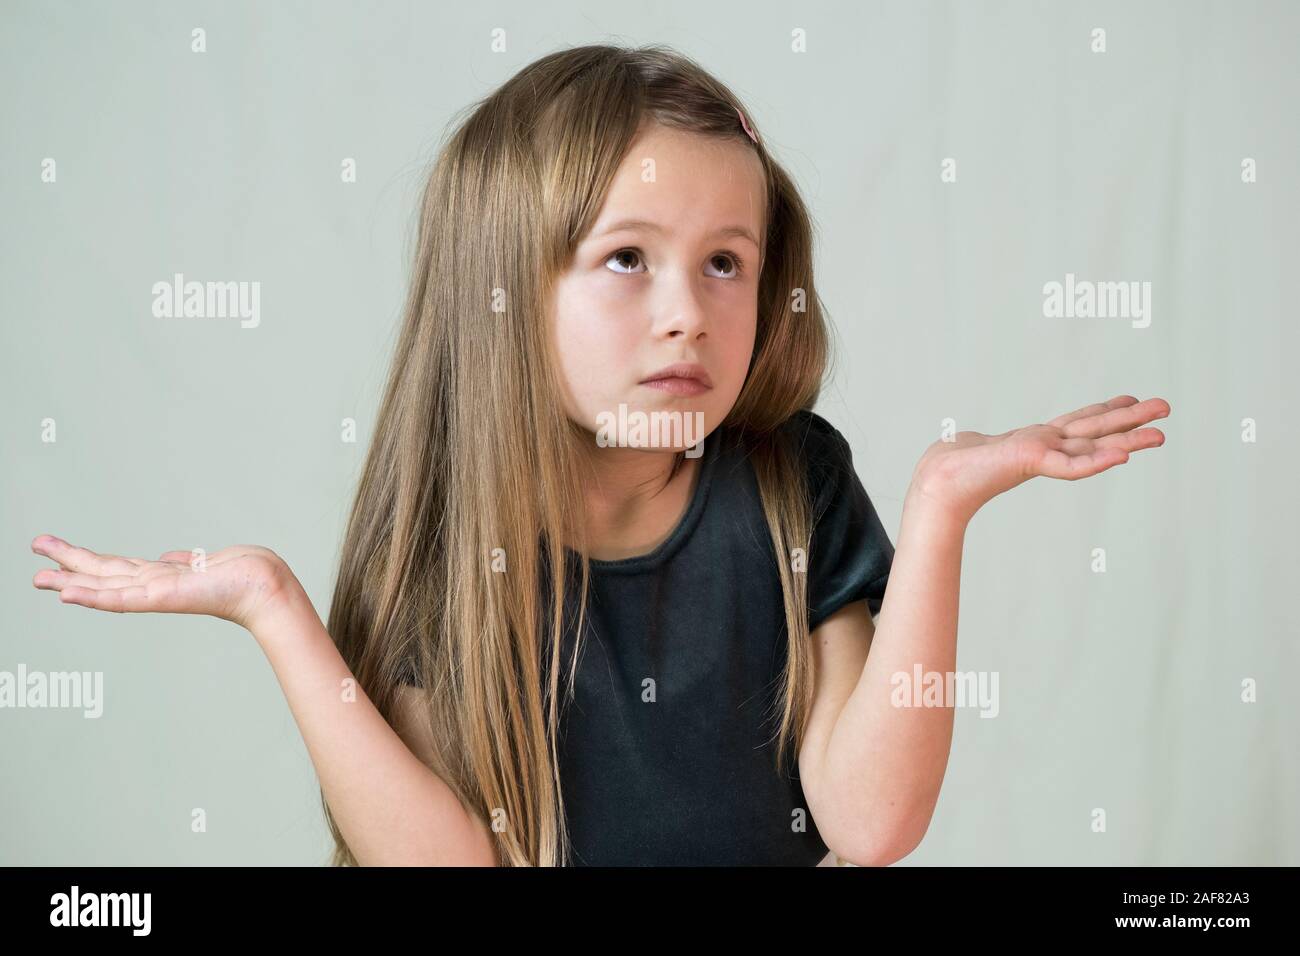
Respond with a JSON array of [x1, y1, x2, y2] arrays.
[[904, 463, 976, 532], [245, 572, 318, 652]]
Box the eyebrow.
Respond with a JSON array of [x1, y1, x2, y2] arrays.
[[589, 218, 761, 249]]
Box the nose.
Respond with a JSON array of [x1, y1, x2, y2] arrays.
[[649, 267, 710, 341]]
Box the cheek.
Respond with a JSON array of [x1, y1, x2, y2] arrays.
[[722, 310, 758, 379], [552, 283, 639, 404]]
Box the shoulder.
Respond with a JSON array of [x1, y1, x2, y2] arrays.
[[774, 409, 858, 498], [778, 411, 894, 622], [722, 409, 865, 511], [777, 408, 852, 455]]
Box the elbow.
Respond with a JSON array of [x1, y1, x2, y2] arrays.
[[832, 833, 920, 868], [825, 807, 934, 868]]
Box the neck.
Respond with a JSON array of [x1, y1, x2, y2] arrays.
[[575, 442, 695, 559], [581, 442, 683, 519]]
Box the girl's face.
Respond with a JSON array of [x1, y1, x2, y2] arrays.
[[549, 122, 766, 450]]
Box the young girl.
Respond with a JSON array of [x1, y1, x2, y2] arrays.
[[30, 43, 1170, 867]]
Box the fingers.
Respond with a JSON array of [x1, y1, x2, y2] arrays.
[[58, 575, 191, 614], [1037, 446, 1130, 481], [31, 539, 268, 618], [1046, 395, 1140, 429], [33, 568, 142, 592], [31, 536, 140, 576], [59, 583, 154, 613], [1056, 427, 1166, 457], [31, 536, 253, 575], [1058, 397, 1170, 440], [1039, 422, 1166, 480], [1093, 426, 1166, 454]]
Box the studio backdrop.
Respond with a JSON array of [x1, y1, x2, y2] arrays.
[[1, 0, 1295, 864]]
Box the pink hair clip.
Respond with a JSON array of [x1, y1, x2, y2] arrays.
[[736, 107, 759, 145]]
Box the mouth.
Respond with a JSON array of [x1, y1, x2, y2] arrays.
[[639, 363, 714, 396]]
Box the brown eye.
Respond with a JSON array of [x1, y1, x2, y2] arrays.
[[605, 248, 646, 274], [705, 252, 745, 279]]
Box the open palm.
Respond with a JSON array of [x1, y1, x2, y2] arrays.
[[31, 537, 290, 631], [912, 395, 1171, 522]]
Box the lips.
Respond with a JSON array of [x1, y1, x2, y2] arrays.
[[639, 363, 714, 395]]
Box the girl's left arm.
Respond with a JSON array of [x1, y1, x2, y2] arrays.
[[800, 394, 1170, 866]]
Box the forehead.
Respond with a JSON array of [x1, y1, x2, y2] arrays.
[[587, 123, 767, 247]]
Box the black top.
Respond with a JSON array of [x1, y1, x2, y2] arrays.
[[400, 409, 895, 865]]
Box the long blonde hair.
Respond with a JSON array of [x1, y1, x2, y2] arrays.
[[324, 43, 831, 866]]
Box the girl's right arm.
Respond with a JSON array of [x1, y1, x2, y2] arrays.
[[30, 536, 497, 867], [254, 587, 498, 866]]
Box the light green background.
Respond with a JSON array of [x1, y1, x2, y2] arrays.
[[2, 0, 1295, 865]]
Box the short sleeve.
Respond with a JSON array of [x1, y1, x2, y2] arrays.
[[792, 411, 895, 630]]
